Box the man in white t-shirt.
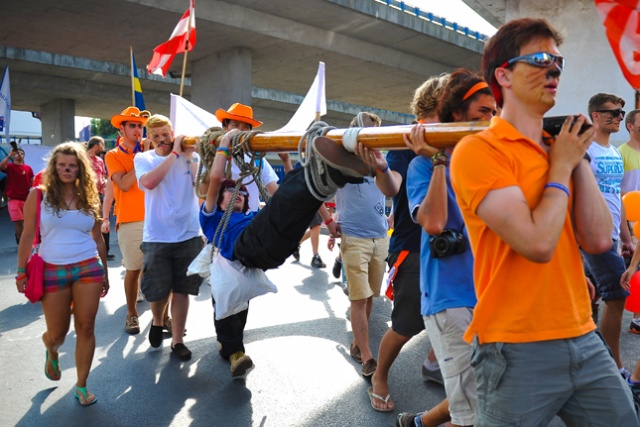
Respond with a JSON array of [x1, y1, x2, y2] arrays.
[[583, 93, 634, 378], [134, 114, 203, 361]]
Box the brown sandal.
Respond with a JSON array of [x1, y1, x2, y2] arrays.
[[350, 342, 362, 363]]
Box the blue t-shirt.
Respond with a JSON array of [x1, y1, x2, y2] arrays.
[[406, 155, 476, 316], [199, 202, 258, 260], [386, 150, 421, 253]]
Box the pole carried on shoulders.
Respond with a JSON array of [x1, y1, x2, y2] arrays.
[[212, 121, 490, 152], [184, 115, 574, 152]]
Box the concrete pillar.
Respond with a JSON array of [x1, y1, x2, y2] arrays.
[[191, 47, 253, 114], [41, 99, 75, 147], [505, 0, 634, 145]]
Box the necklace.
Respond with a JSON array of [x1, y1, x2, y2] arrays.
[[63, 194, 77, 210]]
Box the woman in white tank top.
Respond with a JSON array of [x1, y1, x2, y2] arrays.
[[15, 142, 109, 407]]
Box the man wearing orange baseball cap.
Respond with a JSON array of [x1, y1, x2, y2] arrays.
[[104, 106, 150, 335]]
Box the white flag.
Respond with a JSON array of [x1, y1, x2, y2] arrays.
[[275, 62, 326, 133], [170, 93, 222, 136], [0, 66, 10, 143]]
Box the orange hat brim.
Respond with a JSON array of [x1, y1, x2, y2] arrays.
[[111, 107, 150, 128], [215, 110, 262, 128]]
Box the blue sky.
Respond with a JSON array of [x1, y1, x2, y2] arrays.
[[10, 0, 495, 138]]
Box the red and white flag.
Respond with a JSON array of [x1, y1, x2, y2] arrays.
[[595, 0, 640, 88], [147, 0, 196, 77]]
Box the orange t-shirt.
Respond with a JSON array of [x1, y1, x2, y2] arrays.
[[450, 117, 595, 344], [104, 145, 145, 226]]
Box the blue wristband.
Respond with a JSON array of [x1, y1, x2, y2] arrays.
[[377, 165, 389, 174], [544, 182, 570, 198]]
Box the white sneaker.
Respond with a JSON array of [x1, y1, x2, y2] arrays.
[[137, 289, 145, 302]]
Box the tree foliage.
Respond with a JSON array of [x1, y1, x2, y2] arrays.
[[91, 118, 118, 139]]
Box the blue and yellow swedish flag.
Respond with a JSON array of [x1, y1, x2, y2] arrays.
[[131, 49, 146, 111]]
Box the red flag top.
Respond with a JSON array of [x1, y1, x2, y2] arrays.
[[147, 1, 196, 77], [595, 0, 640, 88]]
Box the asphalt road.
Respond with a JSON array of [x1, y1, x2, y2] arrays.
[[1, 206, 638, 427]]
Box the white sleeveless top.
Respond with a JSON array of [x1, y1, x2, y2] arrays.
[[39, 200, 98, 265]]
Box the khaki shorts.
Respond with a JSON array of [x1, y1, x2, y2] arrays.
[[342, 234, 389, 301], [424, 307, 476, 426], [117, 221, 143, 271]]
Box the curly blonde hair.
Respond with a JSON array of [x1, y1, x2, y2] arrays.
[[410, 73, 450, 121], [42, 142, 101, 219]]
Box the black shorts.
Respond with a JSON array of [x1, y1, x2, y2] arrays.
[[309, 212, 322, 228], [388, 251, 424, 336], [140, 236, 203, 302]]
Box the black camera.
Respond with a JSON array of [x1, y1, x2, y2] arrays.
[[542, 115, 593, 136], [429, 229, 466, 258]]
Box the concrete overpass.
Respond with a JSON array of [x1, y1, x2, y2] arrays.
[[0, 0, 486, 144]]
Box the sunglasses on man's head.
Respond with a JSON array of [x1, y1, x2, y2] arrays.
[[501, 51, 565, 71], [595, 109, 625, 119], [225, 187, 248, 197]]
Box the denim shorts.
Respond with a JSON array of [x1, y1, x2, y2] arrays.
[[43, 257, 104, 293], [471, 331, 637, 426], [581, 240, 629, 301]]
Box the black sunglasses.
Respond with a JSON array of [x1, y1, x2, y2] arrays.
[[501, 51, 565, 71], [595, 109, 625, 119]]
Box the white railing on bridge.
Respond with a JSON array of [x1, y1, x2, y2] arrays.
[[375, 0, 489, 42]]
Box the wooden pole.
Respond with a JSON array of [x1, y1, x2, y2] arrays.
[[202, 122, 490, 152], [130, 46, 135, 107], [179, 49, 188, 98], [179, 1, 193, 98]]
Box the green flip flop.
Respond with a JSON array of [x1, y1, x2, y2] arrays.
[[44, 350, 60, 381], [74, 387, 98, 407]]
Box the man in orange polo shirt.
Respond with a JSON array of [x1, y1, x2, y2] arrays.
[[450, 18, 638, 425], [104, 107, 149, 335]]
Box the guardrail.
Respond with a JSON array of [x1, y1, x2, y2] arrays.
[[0, 135, 43, 145], [375, 0, 489, 41]]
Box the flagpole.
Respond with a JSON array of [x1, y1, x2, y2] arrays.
[[130, 46, 135, 106], [179, 1, 193, 97], [179, 49, 188, 98]]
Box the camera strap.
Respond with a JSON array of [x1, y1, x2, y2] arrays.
[[385, 250, 410, 301]]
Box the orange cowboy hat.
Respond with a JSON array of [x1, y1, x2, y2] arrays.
[[111, 106, 150, 128], [215, 103, 262, 128]]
